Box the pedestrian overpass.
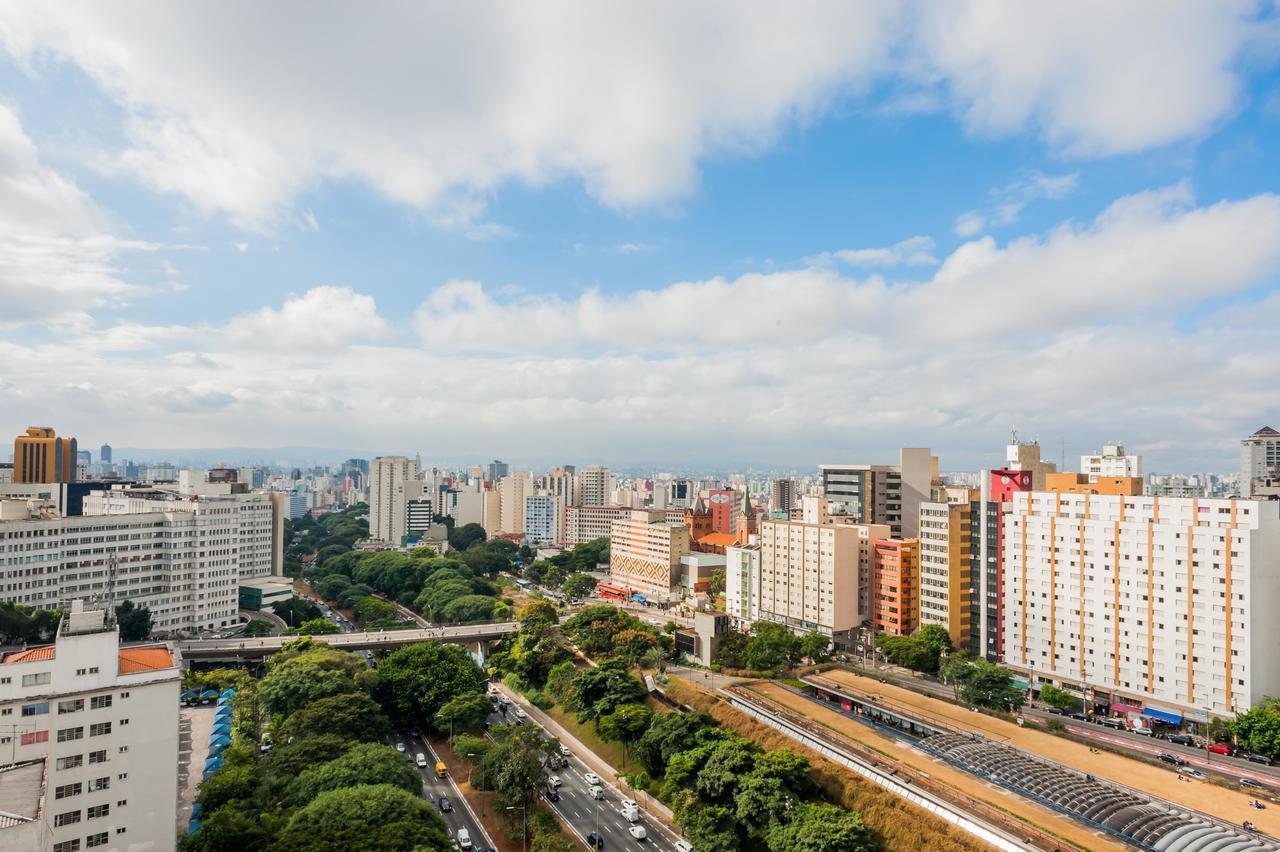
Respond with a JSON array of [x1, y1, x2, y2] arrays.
[[175, 621, 517, 662]]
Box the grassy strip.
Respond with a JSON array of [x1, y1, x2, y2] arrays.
[[542, 704, 633, 771]]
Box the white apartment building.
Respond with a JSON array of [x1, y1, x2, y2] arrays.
[[1081, 442, 1143, 481], [523, 494, 564, 546], [1003, 492, 1280, 720], [1, 498, 241, 635], [724, 542, 760, 628], [1241, 426, 1280, 498], [0, 602, 180, 852], [368, 456, 419, 543], [576, 466, 613, 508], [756, 512, 887, 645], [608, 510, 691, 602], [566, 505, 686, 547]]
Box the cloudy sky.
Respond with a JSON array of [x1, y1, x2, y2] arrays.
[[2, 2, 1280, 472]]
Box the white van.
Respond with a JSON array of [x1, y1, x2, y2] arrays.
[[621, 804, 640, 823]]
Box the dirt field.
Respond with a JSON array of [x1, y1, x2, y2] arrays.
[[750, 681, 1126, 852], [813, 668, 1276, 836]]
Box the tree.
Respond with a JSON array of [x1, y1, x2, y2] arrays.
[[957, 659, 1026, 711], [352, 596, 401, 628], [373, 641, 486, 725], [561, 572, 597, 600], [0, 601, 62, 645], [195, 763, 257, 813], [1229, 698, 1280, 758], [286, 618, 340, 636], [799, 631, 831, 663], [435, 691, 493, 736], [449, 523, 487, 552], [114, 600, 153, 641], [180, 804, 268, 852], [486, 725, 554, 816], [258, 645, 363, 716], [242, 621, 272, 637], [563, 658, 646, 722], [261, 735, 353, 779], [289, 743, 421, 805], [275, 784, 450, 852], [753, 748, 815, 797], [271, 597, 322, 628], [766, 802, 874, 852], [707, 568, 726, 598], [597, 703, 653, 763], [1038, 683, 1080, 713], [714, 630, 748, 668], [733, 773, 791, 836], [636, 711, 721, 776], [696, 737, 760, 803], [672, 794, 740, 852], [277, 693, 387, 744], [743, 622, 800, 671], [315, 574, 352, 602], [519, 600, 559, 627], [438, 594, 498, 624]]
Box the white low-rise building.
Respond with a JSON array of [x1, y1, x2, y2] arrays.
[[1003, 492, 1280, 721], [1, 602, 180, 852]]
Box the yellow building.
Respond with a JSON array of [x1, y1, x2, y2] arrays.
[[609, 509, 691, 602], [13, 426, 78, 484], [918, 493, 974, 649]]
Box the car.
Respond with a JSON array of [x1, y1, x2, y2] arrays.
[[456, 828, 473, 850], [621, 805, 640, 823], [628, 825, 648, 841], [559, 744, 571, 757], [620, 798, 638, 810], [1244, 753, 1273, 765], [1240, 778, 1266, 789], [1177, 766, 1205, 779], [1205, 742, 1234, 755], [1046, 707, 1064, 715], [585, 832, 605, 849], [674, 842, 694, 852], [583, 771, 600, 785], [589, 784, 605, 800], [1157, 752, 1187, 766], [416, 753, 428, 767], [1168, 734, 1195, 746], [544, 787, 560, 802], [409, 727, 422, 738], [1129, 726, 1155, 736], [1069, 713, 1089, 722], [548, 775, 561, 787], [438, 796, 452, 812], [396, 742, 407, 753]]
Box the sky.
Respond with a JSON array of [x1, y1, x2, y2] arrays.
[[2, 2, 1280, 473]]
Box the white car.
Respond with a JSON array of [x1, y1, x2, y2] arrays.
[[416, 753, 428, 768], [559, 744, 571, 757], [583, 771, 599, 785], [589, 784, 605, 800], [548, 775, 562, 787], [456, 828, 473, 850], [628, 824, 648, 841], [396, 742, 406, 753], [1177, 766, 1205, 779], [621, 805, 640, 823], [620, 798, 638, 810], [674, 842, 694, 852]]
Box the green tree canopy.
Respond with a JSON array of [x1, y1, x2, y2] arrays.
[[561, 572, 598, 600], [563, 658, 647, 722], [286, 617, 340, 636], [373, 641, 486, 725], [435, 691, 493, 736], [597, 702, 653, 762], [258, 643, 364, 717], [518, 600, 559, 627], [742, 622, 801, 671], [1037, 683, 1080, 713], [448, 523, 487, 551], [115, 599, 153, 641], [1228, 697, 1280, 758], [261, 734, 353, 779], [275, 784, 450, 852], [766, 802, 874, 852], [277, 693, 387, 745], [288, 743, 421, 806]]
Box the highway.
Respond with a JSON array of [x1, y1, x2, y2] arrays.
[[492, 686, 690, 851], [394, 729, 495, 851], [176, 621, 517, 658]]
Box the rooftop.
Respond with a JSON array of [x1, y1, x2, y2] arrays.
[[118, 645, 175, 674], [1250, 425, 1280, 438], [0, 760, 44, 829], [0, 646, 55, 665]]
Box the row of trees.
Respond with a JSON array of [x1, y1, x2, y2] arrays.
[[940, 652, 1027, 712], [518, 537, 609, 595], [875, 624, 953, 674], [2, 599, 154, 644], [287, 503, 369, 576], [183, 639, 455, 851], [716, 621, 831, 672]]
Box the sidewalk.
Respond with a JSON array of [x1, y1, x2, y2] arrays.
[[496, 684, 678, 830]]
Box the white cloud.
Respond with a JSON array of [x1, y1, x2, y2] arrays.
[[0, 3, 1265, 227], [825, 235, 938, 267], [954, 171, 1080, 235], [223, 286, 391, 350]]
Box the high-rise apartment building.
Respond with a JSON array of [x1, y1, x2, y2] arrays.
[[976, 468, 1035, 661], [820, 448, 936, 539], [770, 478, 795, 514], [576, 465, 613, 507], [871, 538, 919, 637], [0, 602, 180, 852], [565, 505, 686, 546], [608, 510, 691, 602], [917, 493, 975, 649], [524, 493, 564, 545], [1081, 442, 1142, 481], [498, 473, 533, 535], [724, 542, 760, 628], [756, 512, 887, 646], [1241, 426, 1280, 498], [368, 456, 419, 543], [1003, 490, 1280, 719], [406, 497, 434, 536], [13, 427, 78, 484]]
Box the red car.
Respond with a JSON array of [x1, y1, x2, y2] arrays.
[[1205, 742, 1234, 755]]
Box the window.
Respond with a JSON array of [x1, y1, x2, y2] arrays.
[[57, 726, 84, 742], [58, 699, 84, 714], [89, 722, 111, 737], [56, 755, 83, 771], [21, 702, 49, 716], [54, 841, 81, 852], [54, 810, 81, 827], [117, 772, 128, 781], [88, 750, 107, 764], [20, 730, 48, 746], [119, 691, 129, 699], [116, 799, 126, 807], [117, 745, 128, 753], [21, 672, 50, 687], [87, 804, 109, 819], [86, 834, 109, 849], [88, 777, 109, 792], [90, 695, 112, 710], [119, 718, 129, 726], [55, 783, 82, 799]]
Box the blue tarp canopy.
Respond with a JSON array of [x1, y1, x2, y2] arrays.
[[212, 723, 231, 735], [204, 755, 224, 769], [188, 820, 202, 834], [216, 694, 233, 705], [1143, 707, 1183, 725], [210, 734, 231, 746], [214, 705, 233, 716], [199, 689, 219, 698], [180, 690, 198, 699], [631, 594, 647, 602], [220, 688, 236, 696], [192, 803, 202, 818]]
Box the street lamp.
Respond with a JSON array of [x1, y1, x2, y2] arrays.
[[505, 804, 527, 852]]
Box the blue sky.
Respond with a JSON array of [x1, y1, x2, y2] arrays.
[[2, 3, 1280, 472]]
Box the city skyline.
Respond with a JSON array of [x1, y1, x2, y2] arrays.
[[3, 6, 1280, 471]]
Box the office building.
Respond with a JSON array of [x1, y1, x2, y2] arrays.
[[756, 503, 887, 646], [576, 465, 613, 507], [1241, 426, 1280, 498], [871, 538, 919, 637], [0, 602, 180, 852], [13, 427, 78, 484], [1081, 442, 1142, 481], [287, 491, 306, 520], [608, 510, 691, 602], [406, 497, 434, 535], [368, 455, 419, 543], [566, 505, 686, 546], [918, 493, 975, 649], [770, 478, 796, 514], [524, 493, 564, 545], [485, 460, 509, 482], [498, 473, 534, 535], [820, 447, 937, 538], [1003, 490, 1280, 720], [99, 444, 112, 465]]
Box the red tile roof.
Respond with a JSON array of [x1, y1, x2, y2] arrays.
[[1, 646, 55, 664], [118, 646, 174, 674]]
